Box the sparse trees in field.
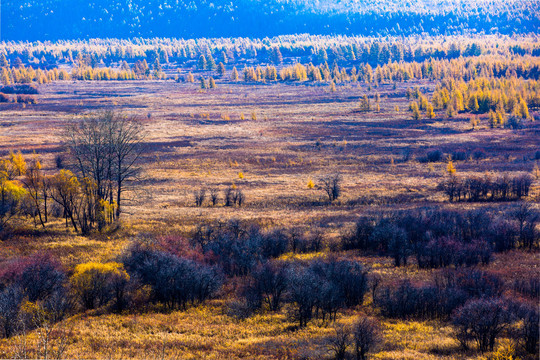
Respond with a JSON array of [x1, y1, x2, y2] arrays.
[[452, 298, 513, 352], [320, 174, 342, 201], [231, 67, 239, 81], [71, 262, 129, 310], [194, 189, 206, 207], [64, 111, 145, 221], [353, 317, 381, 360], [359, 95, 370, 111], [410, 101, 421, 120]]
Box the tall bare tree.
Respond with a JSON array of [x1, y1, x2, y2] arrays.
[[64, 111, 145, 221]]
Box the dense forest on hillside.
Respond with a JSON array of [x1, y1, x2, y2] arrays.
[[2, 0, 540, 40]]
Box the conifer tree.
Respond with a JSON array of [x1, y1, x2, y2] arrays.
[[209, 77, 216, 89], [426, 103, 435, 119], [217, 62, 226, 77], [271, 47, 283, 64], [488, 111, 497, 128], [410, 101, 421, 120], [220, 51, 228, 64], [517, 97, 529, 119], [198, 55, 207, 70], [360, 95, 371, 112], [207, 53, 216, 70], [0, 54, 9, 68], [231, 67, 239, 81]]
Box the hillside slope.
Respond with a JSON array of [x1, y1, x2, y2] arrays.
[[2, 0, 539, 41]]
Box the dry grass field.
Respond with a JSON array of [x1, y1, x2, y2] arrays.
[[0, 78, 538, 359]]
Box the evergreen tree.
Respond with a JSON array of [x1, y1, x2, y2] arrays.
[[198, 55, 207, 70], [271, 47, 283, 64], [207, 53, 216, 70], [217, 62, 226, 77], [200, 77, 207, 89], [426, 103, 435, 119], [220, 51, 228, 64], [488, 111, 497, 128], [410, 101, 421, 120], [209, 77, 216, 89], [360, 95, 371, 112], [0, 54, 9, 68], [231, 67, 239, 81]]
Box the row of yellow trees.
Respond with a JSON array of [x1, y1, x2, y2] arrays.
[[2, 54, 538, 86], [0, 152, 117, 234]]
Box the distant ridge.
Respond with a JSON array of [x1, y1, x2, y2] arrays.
[[1, 0, 539, 41]]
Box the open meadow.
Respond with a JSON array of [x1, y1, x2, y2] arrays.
[[0, 73, 538, 359]]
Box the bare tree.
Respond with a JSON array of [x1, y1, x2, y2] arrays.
[[353, 317, 381, 360], [210, 188, 219, 206], [321, 174, 342, 201], [194, 189, 206, 207], [327, 324, 351, 360], [64, 111, 145, 220]]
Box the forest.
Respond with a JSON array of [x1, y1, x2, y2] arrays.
[[2, 0, 540, 40]]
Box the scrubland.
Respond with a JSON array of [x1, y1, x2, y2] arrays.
[[0, 56, 538, 359]]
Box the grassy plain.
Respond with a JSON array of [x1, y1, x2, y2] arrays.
[[0, 78, 538, 359]]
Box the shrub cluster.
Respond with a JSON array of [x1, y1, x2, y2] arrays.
[[0, 84, 39, 94], [193, 221, 322, 276], [439, 174, 533, 202], [122, 244, 223, 310], [194, 187, 245, 207], [374, 268, 538, 354], [238, 258, 369, 327], [343, 205, 539, 267], [15, 94, 38, 104], [0, 254, 69, 338]]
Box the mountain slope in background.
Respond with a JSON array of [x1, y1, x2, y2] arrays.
[[2, 0, 539, 41]]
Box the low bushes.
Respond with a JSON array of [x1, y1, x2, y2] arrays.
[[439, 174, 533, 202], [122, 244, 223, 310], [375, 269, 504, 320], [343, 205, 538, 267], [0, 84, 38, 94], [0, 253, 65, 302], [15, 95, 38, 104], [238, 257, 369, 327], [0, 253, 70, 339], [71, 262, 130, 311]]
